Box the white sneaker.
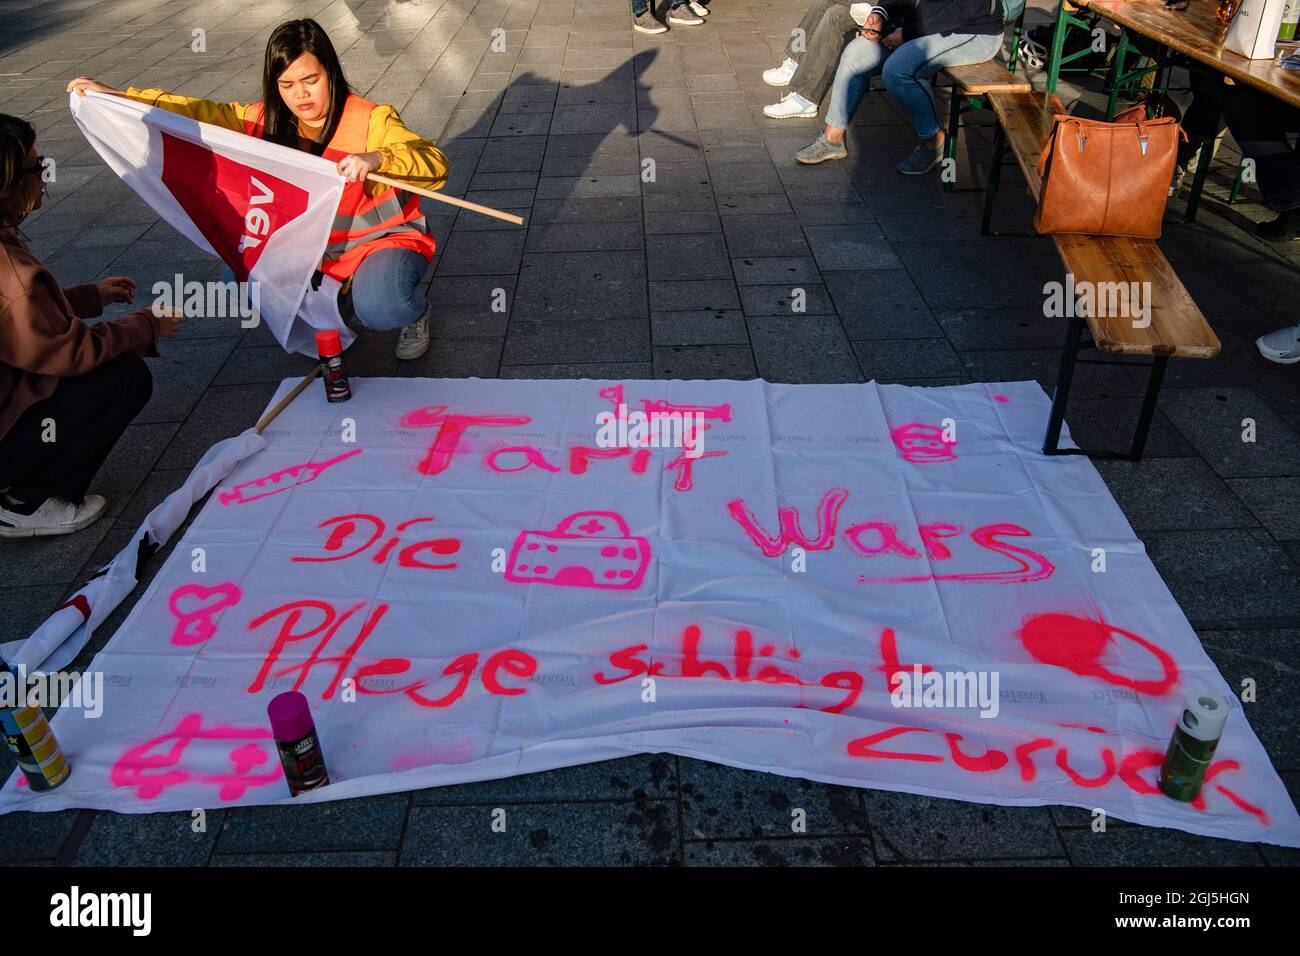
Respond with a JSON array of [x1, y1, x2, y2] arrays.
[[763, 91, 817, 119], [395, 313, 431, 360], [0, 495, 107, 538], [1256, 324, 1300, 365], [689, 1, 710, 15], [763, 57, 798, 88], [668, 4, 704, 24]]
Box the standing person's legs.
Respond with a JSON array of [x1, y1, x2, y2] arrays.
[[0, 354, 152, 534], [1227, 90, 1300, 218], [881, 32, 1003, 174], [348, 246, 433, 359]]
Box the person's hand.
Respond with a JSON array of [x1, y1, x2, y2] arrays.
[[337, 151, 382, 182], [67, 77, 122, 97], [97, 276, 136, 305], [882, 29, 904, 50], [861, 12, 886, 39], [153, 306, 184, 338]]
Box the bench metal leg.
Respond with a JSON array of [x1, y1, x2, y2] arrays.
[[1045, 0, 1071, 94], [944, 88, 962, 193], [981, 121, 1007, 236], [1043, 313, 1086, 455], [1128, 354, 1168, 461]]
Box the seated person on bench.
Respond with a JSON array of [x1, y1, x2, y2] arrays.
[[1227, 89, 1300, 364], [793, 0, 1004, 173]]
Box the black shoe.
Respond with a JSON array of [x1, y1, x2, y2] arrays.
[[1258, 208, 1300, 243]]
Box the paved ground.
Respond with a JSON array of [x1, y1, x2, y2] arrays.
[[1, 0, 1298, 866]]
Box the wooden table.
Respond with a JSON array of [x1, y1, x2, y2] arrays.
[[1044, 0, 1299, 220], [1084, 0, 1300, 109]]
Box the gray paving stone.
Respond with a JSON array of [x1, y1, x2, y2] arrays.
[[649, 278, 741, 312], [747, 314, 864, 384], [435, 230, 527, 276], [1092, 458, 1260, 533], [646, 233, 731, 280], [678, 759, 867, 839], [739, 283, 834, 316], [823, 270, 941, 340], [1196, 628, 1300, 771], [731, 256, 820, 285], [502, 362, 655, 379], [1224, 478, 1300, 540], [933, 307, 1069, 352], [1059, 827, 1266, 866], [854, 338, 964, 381], [411, 755, 674, 804], [76, 810, 223, 865], [217, 794, 409, 854], [514, 251, 647, 320], [1144, 529, 1300, 626], [133, 336, 240, 425], [211, 851, 397, 866], [401, 800, 679, 865], [652, 308, 748, 346], [525, 221, 644, 253], [0, 810, 80, 862], [721, 214, 811, 258], [504, 319, 651, 364], [396, 338, 503, 379], [894, 240, 1045, 309], [654, 344, 757, 379], [645, 209, 723, 234], [684, 837, 877, 866], [1261, 771, 1300, 865], [1159, 387, 1300, 479], [864, 791, 1064, 862], [155, 384, 275, 471]]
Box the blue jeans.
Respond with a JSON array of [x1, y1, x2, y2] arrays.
[[827, 32, 1003, 138], [349, 247, 429, 331], [221, 246, 429, 332]]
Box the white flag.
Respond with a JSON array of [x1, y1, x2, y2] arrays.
[[69, 90, 351, 356]]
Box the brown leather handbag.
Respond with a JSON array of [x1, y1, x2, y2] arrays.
[[1034, 113, 1185, 239]]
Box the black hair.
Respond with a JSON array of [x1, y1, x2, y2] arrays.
[[0, 114, 37, 228], [259, 19, 350, 154]]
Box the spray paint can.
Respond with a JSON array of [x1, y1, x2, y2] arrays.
[[316, 329, 351, 403], [0, 658, 71, 791], [268, 691, 329, 796], [1159, 690, 1228, 802]]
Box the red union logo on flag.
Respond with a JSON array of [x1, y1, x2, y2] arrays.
[[160, 132, 310, 281]]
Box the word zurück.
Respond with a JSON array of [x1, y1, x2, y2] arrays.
[[50, 886, 151, 936]]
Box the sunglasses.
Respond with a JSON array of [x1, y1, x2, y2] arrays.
[[21, 155, 46, 177], [1163, 0, 1189, 9]]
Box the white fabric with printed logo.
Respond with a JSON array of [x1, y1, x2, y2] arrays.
[[68, 91, 350, 356], [2, 377, 1296, 849]]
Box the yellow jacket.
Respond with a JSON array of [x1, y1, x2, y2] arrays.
[[124, 87, 449, 197]]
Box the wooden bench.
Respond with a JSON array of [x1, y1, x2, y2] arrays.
[[981, 89, 1221, 460], [940, 60, 1032, 193]]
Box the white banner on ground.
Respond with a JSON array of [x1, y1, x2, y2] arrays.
[[2, 378, 1296, 848], [68, 90, 350, 356]]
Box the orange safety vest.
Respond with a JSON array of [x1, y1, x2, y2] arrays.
[[243, 94, 437, 281]]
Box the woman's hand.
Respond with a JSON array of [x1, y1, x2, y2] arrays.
[[97, 276, 136, 305], [67, 77, 123, 97], [337, 151, 382, 183], [153, 307, 184, 338], [881, 29, 904, 51]]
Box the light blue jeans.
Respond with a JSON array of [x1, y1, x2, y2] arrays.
[[223, 247, 429, 332], [348, 247, 430, 331], [826, 32, 1003, 138]]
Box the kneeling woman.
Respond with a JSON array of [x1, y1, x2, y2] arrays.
[[69, 17, 449, 360], [795, 0, 1004, 173], [0, 115, 181, 537]]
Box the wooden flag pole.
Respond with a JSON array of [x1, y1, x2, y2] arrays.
[[366, 172, 525, 226], [256, 366, 321, 434]]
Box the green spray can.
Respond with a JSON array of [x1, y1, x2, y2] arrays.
[[1159, 690, 1228, 802]]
